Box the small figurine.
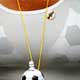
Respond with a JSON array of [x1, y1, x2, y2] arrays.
[[22, 61, 44, 80]]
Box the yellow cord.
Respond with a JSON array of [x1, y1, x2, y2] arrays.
[[17, 0, 49, 70], [17, 0, 33, 61], [37, 0, 50, 70]]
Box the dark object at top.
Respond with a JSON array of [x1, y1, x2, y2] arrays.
[[0, 0, 59, 11]]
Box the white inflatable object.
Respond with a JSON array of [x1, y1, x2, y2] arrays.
[[22, 61, 44, 80], [0, 25, 6, 38]]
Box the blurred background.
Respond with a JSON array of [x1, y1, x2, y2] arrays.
[[0, 0, 80, 80]]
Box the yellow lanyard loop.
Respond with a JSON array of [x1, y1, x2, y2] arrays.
[[17, 0, 33, 61], [37, 0, 50, 70], [17, 0, 49, 70]]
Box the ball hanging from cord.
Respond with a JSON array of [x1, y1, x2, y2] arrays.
[[22, 61, 44, 80]]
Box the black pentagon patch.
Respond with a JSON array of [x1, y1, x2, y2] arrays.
[[22, 75, 26, 80], [32, 75, 38, 80], [41, 72, 44, 78]]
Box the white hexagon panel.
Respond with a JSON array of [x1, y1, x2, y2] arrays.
[[0, 25, 14, 55], [65, 25, 80, 46], [50, 8, 80, 61]]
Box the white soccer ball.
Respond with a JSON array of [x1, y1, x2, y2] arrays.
[[22, 61, 44, 80]]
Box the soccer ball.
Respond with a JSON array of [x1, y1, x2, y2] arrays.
[[22, 61, 44, 80]]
